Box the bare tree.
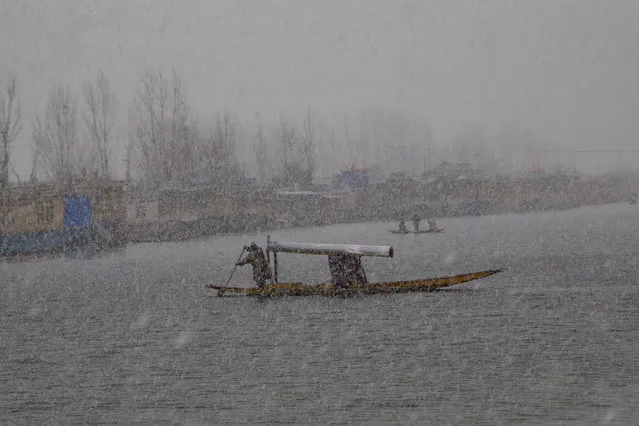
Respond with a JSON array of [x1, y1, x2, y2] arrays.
[[0, 74, 21, 186], [300, 107, 317, 181], [495, 124, 541, 173], [199, 111, 242, 184], [343, 111, 373, 170], [342, 113, 357, 167], [129, 70, 197, 188], [311, 115, 334, 178], [124, 138, 134, 182], [83, 71, 117, 178], [252, 121, 270, 185], [175, 117, 200, 182], [278, 113, 296, 171], [29, 146, 39, 183], [452, 128, 497, 172], [277, 114, 304, 186], [324, 121, 338, 177], [344, 109, 376, 169], [32, 86, 84, 183], [274, 111, 319, 187]]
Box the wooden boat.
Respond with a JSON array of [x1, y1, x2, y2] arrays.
[[208, 236, 502, 297], [207, 269, 501, 297], [388, 229, 444, 234]]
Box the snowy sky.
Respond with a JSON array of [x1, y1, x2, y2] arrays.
[[2, 0, 639, 178]]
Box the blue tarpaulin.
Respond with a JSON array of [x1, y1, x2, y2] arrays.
[[64, 196, 93, 228]]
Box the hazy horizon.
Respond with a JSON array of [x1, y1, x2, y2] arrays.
[[2, 0, 639, 181]]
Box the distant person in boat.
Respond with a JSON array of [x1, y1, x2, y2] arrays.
[[237, 242, 272, 289], [328, 254, 368, 288], [398, 219, 407, 233], [427, 219, 439, 232], [412, 214, 421, 233]]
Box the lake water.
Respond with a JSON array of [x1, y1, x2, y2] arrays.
[[2, 203, 638, 424]]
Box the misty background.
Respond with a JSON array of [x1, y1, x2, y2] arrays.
[[2, 0, 639, 182]]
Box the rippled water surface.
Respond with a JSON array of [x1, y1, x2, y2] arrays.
[[2, 203, 639, 424]]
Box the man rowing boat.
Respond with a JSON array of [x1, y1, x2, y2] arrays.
[[236, 242, 272, 289], [412, 214, 421, 233]]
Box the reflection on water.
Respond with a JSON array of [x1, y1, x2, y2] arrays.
[[2, 203, 638, 424]]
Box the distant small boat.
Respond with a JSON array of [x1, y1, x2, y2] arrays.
[[388, 229, 444, 234]]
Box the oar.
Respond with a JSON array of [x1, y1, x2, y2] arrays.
[[217, 247, 246, 297]]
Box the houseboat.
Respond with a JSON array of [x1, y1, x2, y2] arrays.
[[0, 179, 127, 258]]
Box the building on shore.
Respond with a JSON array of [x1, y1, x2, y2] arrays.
[[0, 179, 127, 257], [123, 183, 282, 242], [272, 190, 345, 227], [120, 163, 632, 244]]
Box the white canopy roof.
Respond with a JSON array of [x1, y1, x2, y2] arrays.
[[266, 240, 393, 257]]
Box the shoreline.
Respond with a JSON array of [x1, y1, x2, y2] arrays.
[[2, 200, 633, 262], [120, 198, 631, 244]]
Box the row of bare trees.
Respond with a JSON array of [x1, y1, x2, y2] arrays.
[[29, 72, 118, 183], [129, 71, 194, 186], [128, 71, 248, 188], [127, 70, 324, 189], [2, 68, 438, 189], [0, 70, 247, 188]]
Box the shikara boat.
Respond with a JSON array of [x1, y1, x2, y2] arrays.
[[207, 236, 502, 297]]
